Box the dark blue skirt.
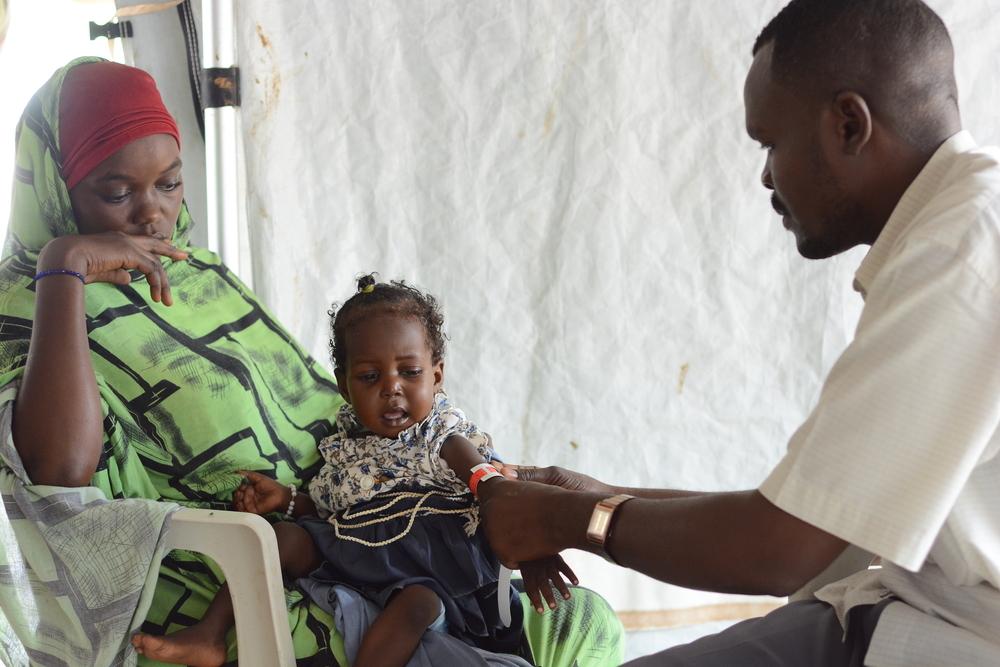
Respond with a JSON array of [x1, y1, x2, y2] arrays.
[[298, 489, 524, 654]]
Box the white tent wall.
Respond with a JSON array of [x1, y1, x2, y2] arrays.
[[124, 0, 1000, 626]]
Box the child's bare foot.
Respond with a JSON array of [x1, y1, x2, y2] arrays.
[[131, 626, 227, 667]]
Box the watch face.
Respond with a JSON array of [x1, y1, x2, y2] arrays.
[[587, 495, 636, 545], [587, 504, 615, 545]]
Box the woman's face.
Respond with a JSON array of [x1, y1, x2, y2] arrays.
[[68, 133, 183, 238]]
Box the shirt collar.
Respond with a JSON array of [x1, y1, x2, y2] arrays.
[[853, 130, 977, 297]]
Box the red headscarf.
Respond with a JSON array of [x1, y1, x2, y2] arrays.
[[58, 61, 180, 190]]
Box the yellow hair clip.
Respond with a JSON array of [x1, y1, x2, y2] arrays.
[[357, 274, 377, 293]]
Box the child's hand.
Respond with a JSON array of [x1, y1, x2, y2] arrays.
[[233, 471, 291, 515], [519, 555, 579, 614]]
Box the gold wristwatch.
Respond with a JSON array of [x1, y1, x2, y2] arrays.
[[585, 494, 635, 563]]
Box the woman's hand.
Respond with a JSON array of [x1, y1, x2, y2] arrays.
[[501, 465, 615, 494], [38, 232, 188, 306], [519, 555, 579, 614], [233, 471, 291, 515]]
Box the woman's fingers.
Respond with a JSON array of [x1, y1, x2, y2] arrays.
[[129, 241, 179, 305], [93, 234, 188, 305], [136, 236, 189, 262], [143, 259, 164, 304], [90, 269, 132, 286]]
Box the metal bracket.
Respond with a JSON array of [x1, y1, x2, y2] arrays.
[[89, 20, 133, 41], [201, 66, 241, 108]]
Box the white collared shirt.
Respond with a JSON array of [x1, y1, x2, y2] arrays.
[[759, 131, 1000, 665]]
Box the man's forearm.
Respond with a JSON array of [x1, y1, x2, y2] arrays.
[[551, 489, 847, 596], [607, 487, 709, 500]]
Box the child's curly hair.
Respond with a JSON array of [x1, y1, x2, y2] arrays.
[[329, 274, 447, 371]]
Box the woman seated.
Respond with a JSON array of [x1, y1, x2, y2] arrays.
[[0, 57, 623, 665]]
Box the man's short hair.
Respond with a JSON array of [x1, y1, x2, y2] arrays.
[[753, 0, 958, 149]]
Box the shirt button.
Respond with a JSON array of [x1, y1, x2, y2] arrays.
[[360, 475, 375, 490]]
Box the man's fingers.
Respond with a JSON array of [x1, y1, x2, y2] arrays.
[[512, 465, 539, 482], [494, 461, 519, 480]]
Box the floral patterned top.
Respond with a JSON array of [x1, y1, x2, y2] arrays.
[[307, 392, 495, 517]]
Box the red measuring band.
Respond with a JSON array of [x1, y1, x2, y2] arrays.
[[469, 464, 501, 497]]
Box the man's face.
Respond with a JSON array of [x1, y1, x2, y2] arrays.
[[336, 314, 443, 439], [743, 43, 864, 260]]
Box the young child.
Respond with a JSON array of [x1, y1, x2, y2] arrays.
[[132, 275, 577, 667]]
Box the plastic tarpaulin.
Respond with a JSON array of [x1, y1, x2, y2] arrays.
[[232, 0, 1000, 615]]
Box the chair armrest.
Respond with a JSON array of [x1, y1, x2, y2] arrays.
[[166, 508, 295, 666]]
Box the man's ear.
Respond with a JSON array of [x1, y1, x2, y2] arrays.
[[334, 368, 351, 404], [829, 91, 873, 156], [433, 360, 444, 390]]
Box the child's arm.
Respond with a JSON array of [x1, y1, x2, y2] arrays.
[[234, 470, 318, 518], [520, 556, 579, 614], [439, 434, 499, 488]]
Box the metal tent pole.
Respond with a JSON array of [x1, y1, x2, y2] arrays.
[[201, 0, 249, 285]]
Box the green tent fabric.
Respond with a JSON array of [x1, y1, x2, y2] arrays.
[[0, 57, 624, 666]]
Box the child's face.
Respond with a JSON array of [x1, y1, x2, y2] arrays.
[[335, 314, 443, 438]]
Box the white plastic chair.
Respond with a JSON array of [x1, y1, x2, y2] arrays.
[[164, 508, 295, 666]]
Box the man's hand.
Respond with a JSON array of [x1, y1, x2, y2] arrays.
[[477, 478, 598, 568], [503, 464, 614, 494], [519, 555, 579, 614], [233, 471, 291, 515]]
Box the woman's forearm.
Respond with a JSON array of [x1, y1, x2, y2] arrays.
[[13, 247, 103, 486]]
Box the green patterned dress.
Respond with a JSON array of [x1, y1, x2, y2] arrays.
[[0, 57, 623, 666]]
